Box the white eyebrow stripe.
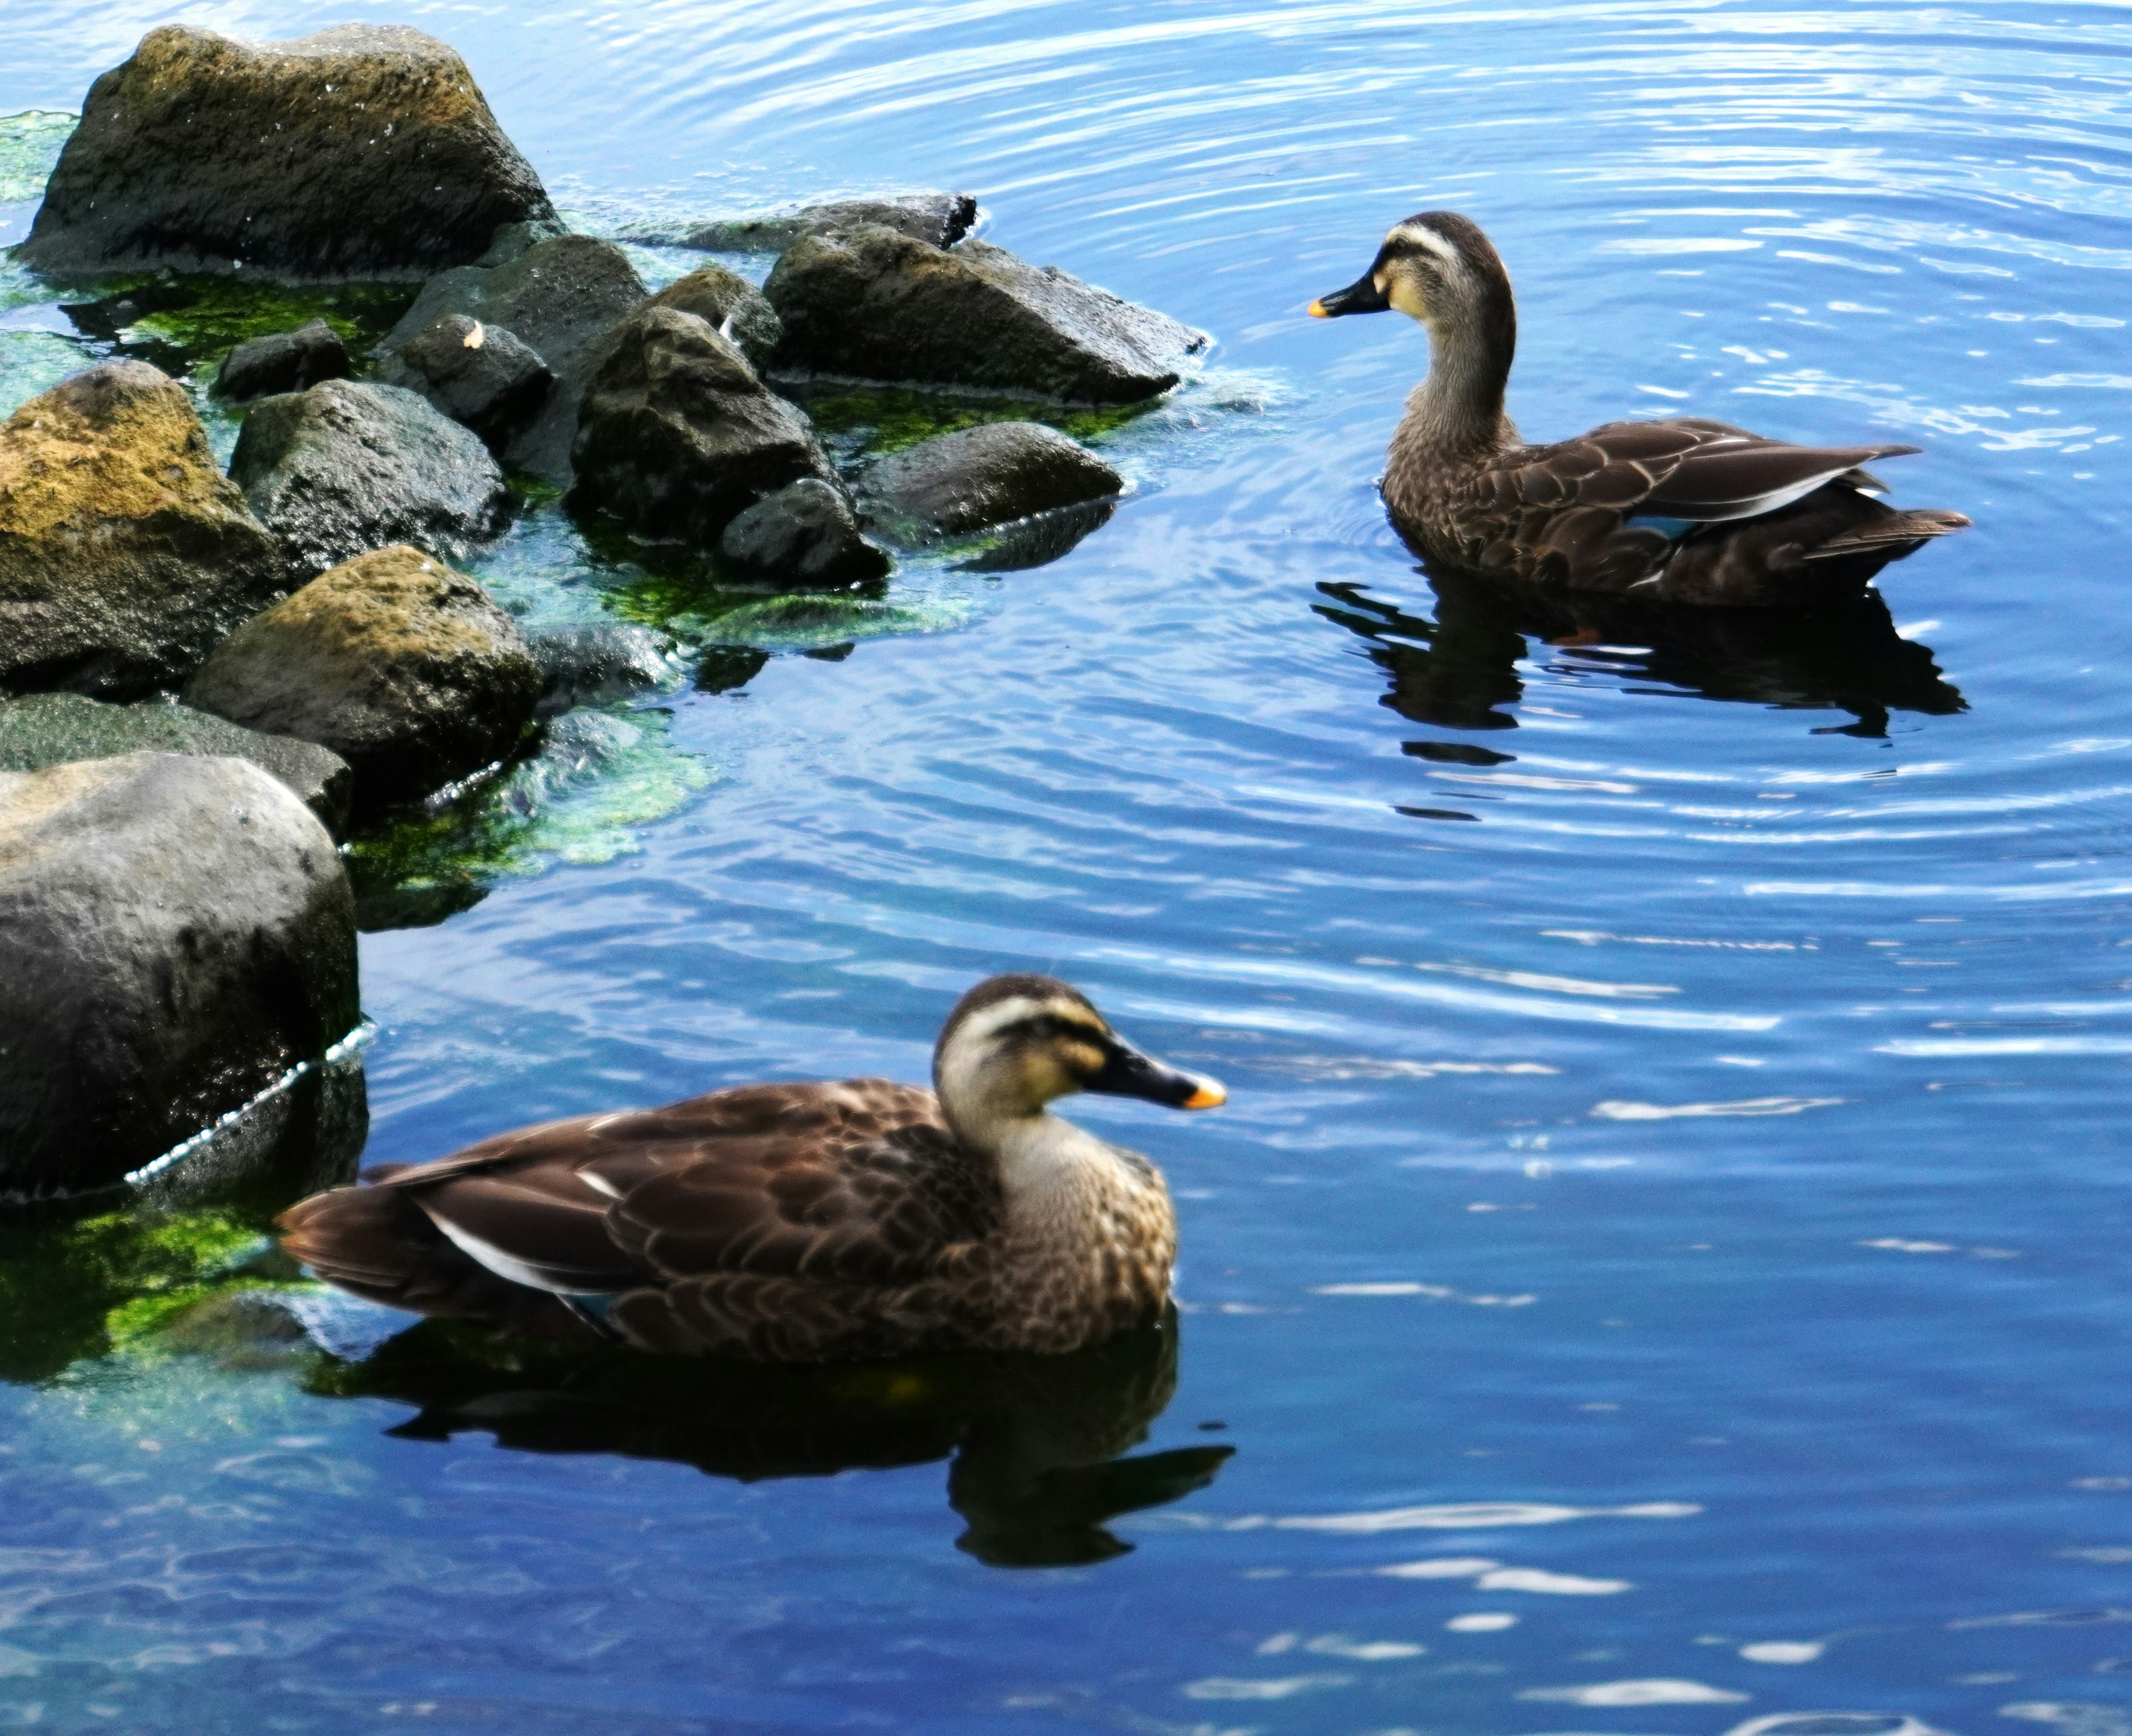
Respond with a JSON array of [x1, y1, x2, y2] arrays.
[[1389, 224, 1462, 269]]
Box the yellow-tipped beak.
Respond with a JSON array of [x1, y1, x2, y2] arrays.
[[1183, 1080, 1227, 1110], [1307, 299, 1329, 318]]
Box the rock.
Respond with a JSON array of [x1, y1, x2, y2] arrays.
[[665, 192, 978, 254], [214, 319, 350, 402], [377, 314, 552, 452], [0, 752, 359, 1200], [379, 234, 650, 482], [570, 306, 836, 545], [185, 544, 540, 809], [646, 265, 782, 371], [765, 227, 1206, 404], [959, 497, 1118, 573], [18, 24, 555, 281], [0, 361, 284, 700], [527, 622, 676, 717], [0, 692, 353, 835], [720, 479, 891, 586], [856, 421, 1122, 544], [230, 379, 512, 581]]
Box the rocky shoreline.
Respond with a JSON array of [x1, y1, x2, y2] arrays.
[[0, 22, 1211, 1201]]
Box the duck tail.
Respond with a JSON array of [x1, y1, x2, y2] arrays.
[[1801, 507, 1970, 562]]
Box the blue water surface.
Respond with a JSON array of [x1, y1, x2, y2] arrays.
[[6, 0, 2132, 1731]]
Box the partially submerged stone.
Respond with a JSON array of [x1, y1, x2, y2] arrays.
[[377, 314, 552, 452], [19, 24, 555, 281], [645, 265, 782, 371], [766, 227, 1206, 404], [0, 752, 358, 1200], [570, 306, 836, 546], [667, 192, 978, 254], [185, 544, 541, 809], [0, 692, 353, 835], [856, 421, 1122, 544], [528, 622, 677, 717], [720, 479, 891, 586], [0, 361, 284, 699], [230, 379, 512, 581], [215, 319, 350, 402]]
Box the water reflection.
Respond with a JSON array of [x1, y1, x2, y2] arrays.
[[1318, 568, 1965, 744], [308, 1309, 1230, 1568]]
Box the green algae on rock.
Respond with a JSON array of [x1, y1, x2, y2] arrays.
[[0, 109, 76, 204]]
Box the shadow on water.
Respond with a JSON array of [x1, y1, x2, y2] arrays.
[[1317, 567, 1967, 746], [307, 1309, 1231, 1567]]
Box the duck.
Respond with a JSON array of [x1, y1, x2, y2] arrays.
[[1310, 211, 1970, 607], [278, 974, 1225, 1363]]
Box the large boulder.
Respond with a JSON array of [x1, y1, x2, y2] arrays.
[[720, 479, 891, 586], [0, 361, 284, 700], [0, 752, 359, 1200], [569, 306, 835, 545], [0, 692, 353, 835], [230, 379, 512, 581], [856, 421, 1122, 544], [187, 544, 540, 809], [376, 314, 553, 452], [18, 25, 555, 281], [765, 227, 1206, 403], [214, 319, 350, 402], [658, 192, 978, 254], [380, 235, 648, 481]]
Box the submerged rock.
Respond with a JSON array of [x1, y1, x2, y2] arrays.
[[856, 421, 1122, 544], [528, 622, 676, 716], [720, 479, 891, 586], [645, 265, 783, 371], [19, 24, 554, 281], [185, 544, 540, 809], [214, 319, 350, 402], [378, 314, 553, 452], [0, 752, 358, 1200], [230, 379, 512, 581], [766, 227, 1206, 404], [381, 235, 650, 482], [0, 692, 353, 835], [570, 306, 835, 545], [0, 361, 284, 699], [667, 192, 978, 254]]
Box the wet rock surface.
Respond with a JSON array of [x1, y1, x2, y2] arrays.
[[0, 361, 284, 700], [185, 544, 541, 809], [570, 306, 835, 546], [377, 313, 553, 451], [0, 752, 359, 1200], [666, 192, 978, 254], [230, 379, 512, 581], [0, 692, 353, 835], [856, 421, 1123, 544], [18, 24, 554, 281], [645, 265, 783, 371], [214, 319, 350, 402], [720, 479, 892, 586], [528, 622, 676, 716], [766, 226, 1206, 404]]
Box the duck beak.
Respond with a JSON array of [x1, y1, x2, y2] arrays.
[[1089, 1036, 1226, 1111], [1309, 272, 1390, 318]]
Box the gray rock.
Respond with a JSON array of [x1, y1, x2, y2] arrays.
[[230, 379, 512, 582], [528, 622, 676, 716], [645, 265, 782, 371], [569, 306, 836, 546], [0, 692, 353, 836], [959, 496, 1118, 573], [380, 235, 650, 482], [377, 314, 553, 452], [0, 752, 359, 1200], [475, 218, 571, 267], [765, 227, 1206, 404], [18, 24, 554, 281], [215, 319, 349, 402], [0, 361, 284, 700], [665, 192, 978, 254], [856, 421, 1122, 544], [185, 544, 541, 810], [720, 479, 891, 586]]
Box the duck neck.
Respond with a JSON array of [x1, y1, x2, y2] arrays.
[[1401, 316, 1518, 459], [947, 1098, 1105, 1220]]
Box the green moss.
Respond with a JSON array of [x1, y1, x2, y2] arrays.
[[0, 110, 74, 205], [129, 277, 416, 366]]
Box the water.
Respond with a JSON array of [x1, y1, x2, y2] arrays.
[[4, 0, 2132, 1729]]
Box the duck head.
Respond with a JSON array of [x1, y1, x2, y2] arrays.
[[934, 974, 1224, 1149]]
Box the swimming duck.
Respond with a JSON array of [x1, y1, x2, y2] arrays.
[[279, 974, 1225, 1363], [1311, 212, 1969, 606]]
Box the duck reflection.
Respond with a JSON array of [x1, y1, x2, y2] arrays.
[[1318, 566, 1965, 742], [305, 1308, 1229, 1567]]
